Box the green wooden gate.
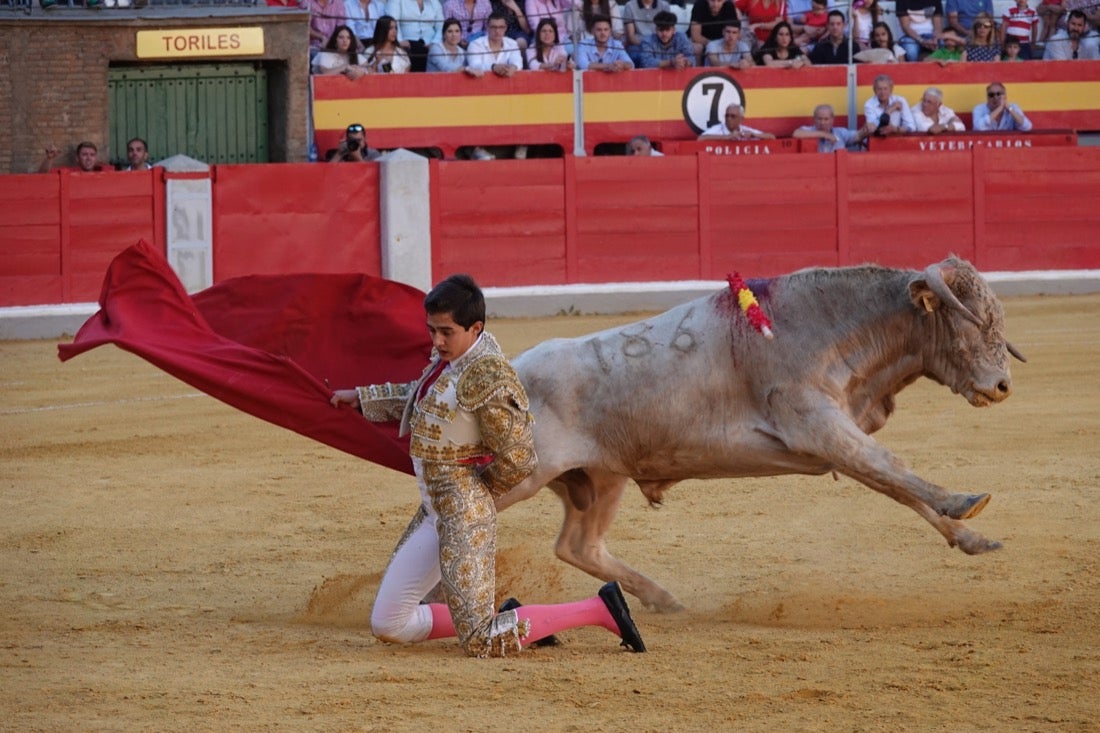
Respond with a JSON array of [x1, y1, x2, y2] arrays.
[[108, 63, 269, 167]]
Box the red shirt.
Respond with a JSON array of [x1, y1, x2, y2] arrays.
[[1002, 5, 1037, 39]]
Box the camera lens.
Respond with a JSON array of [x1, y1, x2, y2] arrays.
[[347, 140, 361, 152], [878, 113, 890, 127]]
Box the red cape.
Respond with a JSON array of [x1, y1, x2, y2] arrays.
[[58, 241, 432, 475]]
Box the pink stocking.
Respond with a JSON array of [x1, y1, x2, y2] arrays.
[[425, 603, 456, 640], [515, 597, 615, 646]]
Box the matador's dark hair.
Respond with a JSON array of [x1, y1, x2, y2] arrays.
[[424, 274, 485, 328]]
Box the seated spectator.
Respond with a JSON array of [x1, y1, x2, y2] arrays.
[[863, 73, 916, 135], [1043, 9, 1100, 59], [963, 12, 1001, 60], [303, 0, 350, 55], [466, 11, 524, 75], [926, 30, 966, 64], [854, 20, 907, 61], [582, 0, 626, 42], [1000, 0, 1037, 59], [792, 0, 829, 50], [945, 0, 994, 38], [428, 18, 469, 71], [526, 0, 573, 43], [1001, 34, 1025, 60], [699, 103, 777, 140], [793, 104, 873, 152], [365, 16, 413, 72], [639, 10, 696, 68], [575, 15, 635, 70], [1037, 0, 1065, 46], [626, 134, 665, 155], [736, 0, 789, 48], [39, 141, 112, 173], [851, 0, 881, 50], [346, 0, 388, 46], [122, 138, 153, 171], [312, 25, 370, 77], [755, 21, 812, 66], [623, 0, 672, 65], [527, 17, 572, 70], [326, 123, 382, 162], [442, 0, 492, 45], [706, 20, 755, 68], [896, 0, 945, 60], [386, 0, 445, 72], [490, 0, 532, 53], [972, 82, 1032, 131], [691, 0, 741, 64], [911, 87, 966, 133], [808, 10, 853, 63]]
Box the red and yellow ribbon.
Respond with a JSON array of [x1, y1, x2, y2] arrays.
[[727, 273, 774, 340]]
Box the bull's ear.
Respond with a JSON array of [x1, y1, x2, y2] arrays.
[[909, 263, 981, 325], [908, 278, 940, 314]]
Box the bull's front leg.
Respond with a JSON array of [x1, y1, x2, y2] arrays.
[[778, 405, 1002, 553]]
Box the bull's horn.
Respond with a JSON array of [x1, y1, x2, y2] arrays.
[[1007, 341, 1027, 363], [922, 263, 983, 327]]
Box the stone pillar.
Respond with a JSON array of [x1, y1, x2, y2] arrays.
[[378, 149, 432, 293], [159, 154, 213, 293]]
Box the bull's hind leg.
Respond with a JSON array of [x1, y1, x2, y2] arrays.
[[552, 469, 685, 613]]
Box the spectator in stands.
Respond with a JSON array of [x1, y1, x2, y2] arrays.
[[793, 104, 873, 152], [706, 19, 756, 67], [699, 103, 777, 140], [365, 16, 414, 72], [39, 142, 111, 173], [1037, 0, 1065, 46], [327, 123, 383, 161], [527, 17, 573, 69], [491, 0, 533, 52], [386, 0, 445, 72], [926, 29, 966, 63], [623, 0, 672, 65], [302, 0, 349, 55], [896, 0, 945, 60], [1043, 9, 1100, 59], [755, 20, 812, 66], [526, 0, 573, 45], [792, 0, 829, 50], [736, 0, 789, 47], [639, 10, 696, 67], [1001, 34, 1025, 59], [442, 0, 493, 45], [963, 12, 1001, 60], [346, 0, 389, 46], [1000, 0, 1037, 59], [121, 138, 153, 171], [851, 0, 881, 51], [863, 73, 915, 135], [808, 10, 853, 63], [575, 14, 635, 69], [626, 134, 665, 155], [428, 18, 470, 70], [691, 0, 742, 64], [972, 82, 1033, 131], [582, 0, 626, 42], [854, 20, 906, 61], [911, 87, 966, 133], [466, 11, 524, 74], [312, 25, 370, 77], [945, 0, 993, 38]]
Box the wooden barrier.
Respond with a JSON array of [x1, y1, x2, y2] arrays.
[[661, 138, 804, 156]]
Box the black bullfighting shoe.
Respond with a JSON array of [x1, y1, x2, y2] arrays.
[[498, 597, 561, 647], [598, 581, 646, 653]]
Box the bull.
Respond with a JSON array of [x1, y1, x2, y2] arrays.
[[499, 257, 1026, 613]]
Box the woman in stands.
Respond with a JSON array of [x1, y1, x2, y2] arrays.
[[365, 16, 413, 72], [736, 0, 789, 48], [963, 12, 1001, 61], [856, 20, 906, 61], [527, 17, 573, 69], [581, 0, 625, 41], [754, 20, 811, 67], [428, 18, 470, 70], [311, 25, 370, 77]]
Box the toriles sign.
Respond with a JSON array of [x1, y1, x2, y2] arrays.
[[136, 28, 265, 59]]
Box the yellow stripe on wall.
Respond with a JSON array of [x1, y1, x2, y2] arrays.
[[314, 93, 574, 130]]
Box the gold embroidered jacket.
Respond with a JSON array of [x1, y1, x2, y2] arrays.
[[356, 332, 537, 497]]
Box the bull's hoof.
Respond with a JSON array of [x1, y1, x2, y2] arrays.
[[957, 536, 1004, 555], [942, 492, 991, 520]]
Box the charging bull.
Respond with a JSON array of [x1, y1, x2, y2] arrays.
[[501, 257, 1025, 612]]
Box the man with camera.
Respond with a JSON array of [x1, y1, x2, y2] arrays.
[[326, 123, 382, 162]]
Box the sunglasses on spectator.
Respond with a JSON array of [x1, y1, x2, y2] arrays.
[[987, 91, 1005, 98], [347, 124, 365, 132], [977, 22, 992, 27]]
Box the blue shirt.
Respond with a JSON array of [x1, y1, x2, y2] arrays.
[[972, 102, 1033, 131], [797, 125, 863, 153], [945, 0, 993, 31], [638, 31, 695, 68], [574, 38, 635, 70]]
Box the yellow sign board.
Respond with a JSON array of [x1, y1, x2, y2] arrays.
[[136, 28, 265, 59]]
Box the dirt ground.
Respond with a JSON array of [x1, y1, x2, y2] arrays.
[[2, 293, 1099, 732]]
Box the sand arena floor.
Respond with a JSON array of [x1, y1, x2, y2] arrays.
[[1, 293, 1099, 732]]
